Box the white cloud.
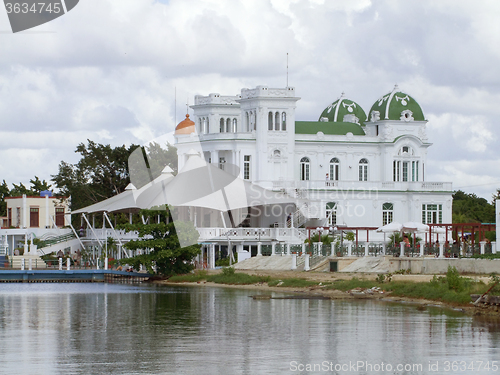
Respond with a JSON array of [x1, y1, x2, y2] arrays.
[[0, 0, 500, 200]]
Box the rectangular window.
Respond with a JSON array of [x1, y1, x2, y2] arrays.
[[382, 203, 394, 226], [55, 207, 65, 227], [30, 207, 39, 228], [402, 162, 408, 181], [243, 155, 251, 180], [219, 157, 225, 171], [7, 208, 11, 228], [422, 204, 442, 224], [359, 165, 367, 181]]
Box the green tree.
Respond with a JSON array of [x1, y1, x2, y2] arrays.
[[119, 208, 200, 276], [52, 140, 178, 212], [52, 140, 139, 211], [29, 176, 52, 194], [452, 190, 495, 223], [0, 180, 10, 216]]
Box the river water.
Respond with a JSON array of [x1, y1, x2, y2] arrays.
[[0, 283, 499, 375]]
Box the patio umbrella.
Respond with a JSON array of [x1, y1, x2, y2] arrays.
[[376, 222, 403, 253], [376, 222, 403, 233], [402, 222, 429, 232]]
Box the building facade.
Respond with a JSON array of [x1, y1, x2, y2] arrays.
[[174, 84, 452, 237]]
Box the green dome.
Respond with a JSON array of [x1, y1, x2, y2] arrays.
[[318, 94, 367, 126], [368, 86, 425, 122]]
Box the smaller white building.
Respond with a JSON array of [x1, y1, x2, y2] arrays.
[[0, 193, 71, 257], [4, 193, 70, 229]]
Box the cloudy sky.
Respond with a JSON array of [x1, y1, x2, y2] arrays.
[[0, 0, 499, 199]]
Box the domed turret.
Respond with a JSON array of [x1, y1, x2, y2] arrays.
[[318, 93, 367, 126], [368, 85, 425, 122], [175, 114, 195, 135]]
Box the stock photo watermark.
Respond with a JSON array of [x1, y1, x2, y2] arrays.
[[3, 0, 79, 33]]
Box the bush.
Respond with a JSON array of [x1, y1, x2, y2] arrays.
[[222, 267, 235, 276]]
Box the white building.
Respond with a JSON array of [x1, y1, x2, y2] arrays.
[[174, 85, 453, 259], [0, 193, 73, 258]]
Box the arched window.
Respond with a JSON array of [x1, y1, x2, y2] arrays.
[[275, 112, 280, 131], [326, 202, 337, 226], [329, 158, 340, 181], [382, 203, 393, 226], [206, 118, 209, 133], [220, 118, 225, 133], [282, 112, 287, 131], [359, 158, 368, 181], [199, 119, 203, 134], [226, 118, 231, 133], [246, 112, 250, 132], [232, 118, 237, 133], [273, 149, 281, 158], [300, 157, 310, 181], [268, 112, 273, 130]]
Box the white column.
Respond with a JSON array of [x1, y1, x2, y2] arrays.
[[104, 257, 108, 270], [271, 242, 276, 256], [28, 258, 32, 271], [304, 253, 310, 271], [211, 150, 219, 165], [496, 200, 500, 249], [347, 243, 352, 257], [22, 194, 27, 228], [439, 243, 444, 258], [492, 241, 497, 254], [400, 242, 405, 258], [480, 241, 486, 255], [58, 258, 62, 271], [420, 243, 424, 257], [364, 243, 369, 257], [291, 254, 297, 270], [382, 242, 386, 255], [301, 243, 306, 255], [67, 258, 71, 270], [24, 233, 28, 255], [286, 243, 290, 256], [45, 195, 49, 228], [210, 244, 216, 269], [257, 242, 262, 256], [330, 243, 335, 257], [21, 258, 25, 270]]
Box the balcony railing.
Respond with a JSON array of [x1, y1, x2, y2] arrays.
[[197, 227, 307, 242], [272, 180, 452, 192]]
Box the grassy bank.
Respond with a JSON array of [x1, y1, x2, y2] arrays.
[[169, 268, 271, 285], [167, 266, 497, 307]]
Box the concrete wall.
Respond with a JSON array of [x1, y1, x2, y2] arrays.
[[392, 258, 500, 275]]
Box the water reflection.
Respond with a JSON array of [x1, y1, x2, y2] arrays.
[[0, 284, 498, 374]]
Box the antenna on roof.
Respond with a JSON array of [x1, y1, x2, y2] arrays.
[[186, 97, 189, 115], [286, 52, 289, 87]]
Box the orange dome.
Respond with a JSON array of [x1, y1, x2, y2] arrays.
[[175, 114, 195, 135]]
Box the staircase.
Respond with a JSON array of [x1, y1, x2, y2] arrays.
[[37, 232, 80, 256], [11, 255, 47, 269], [291, 203, 309, 228]]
